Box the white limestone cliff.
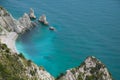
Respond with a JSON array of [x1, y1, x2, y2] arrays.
[[0, 7, 34, 34]]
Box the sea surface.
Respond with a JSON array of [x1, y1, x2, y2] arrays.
[[1, 0, 120, 79]]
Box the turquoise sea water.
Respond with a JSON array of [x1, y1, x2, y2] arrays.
[[1, 0, 120, 79]]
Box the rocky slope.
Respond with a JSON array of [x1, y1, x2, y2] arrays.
[[0, 43, 54, 80], [56, 56, 113, 80]]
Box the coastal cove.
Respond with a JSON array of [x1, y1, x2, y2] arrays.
[[1, 0, 120, 79]]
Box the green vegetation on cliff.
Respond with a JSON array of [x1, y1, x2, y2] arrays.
[[0, 43, 47, 80]]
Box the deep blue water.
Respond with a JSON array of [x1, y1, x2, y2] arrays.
[[1, 0, 120, 79]]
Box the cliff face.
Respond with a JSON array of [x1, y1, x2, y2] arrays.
[[0, 43, 54, 80], [56, 56, 113, 80], [0, 6, 33, 33]]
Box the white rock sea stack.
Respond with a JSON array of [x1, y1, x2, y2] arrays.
[[39, 14, 49, 25], [57, 56, 113, 80], [29, 8, 36, 19]]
